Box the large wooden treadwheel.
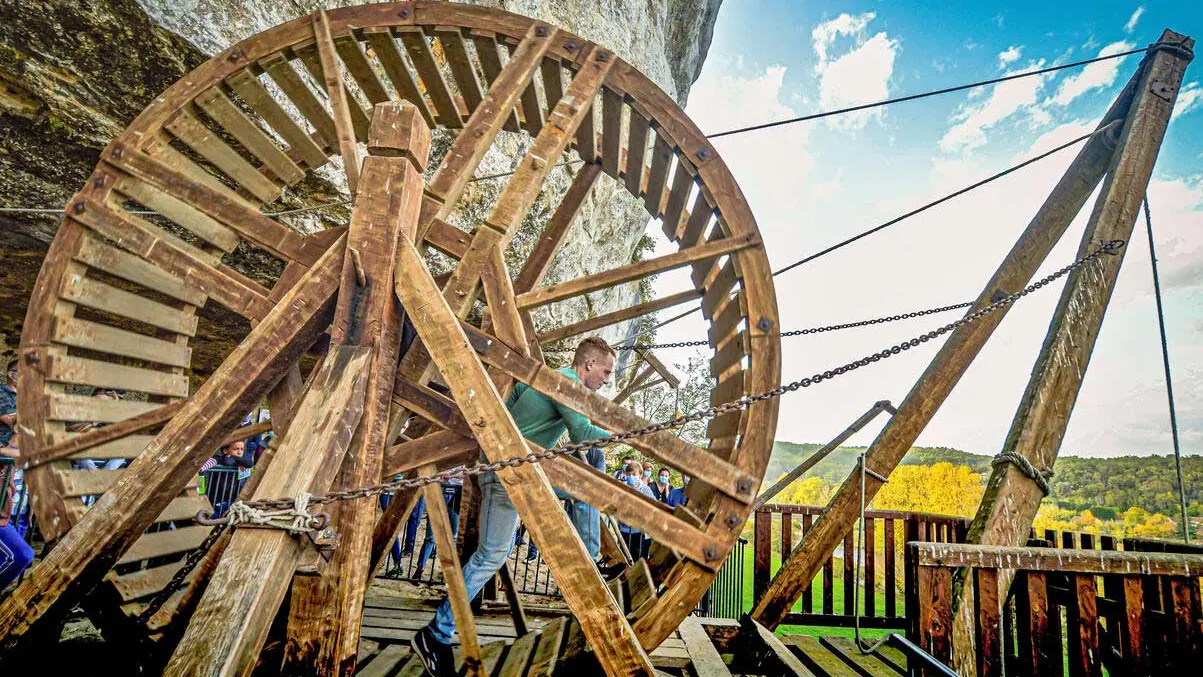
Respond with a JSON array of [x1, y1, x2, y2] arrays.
[[10, 3, 780, 673]]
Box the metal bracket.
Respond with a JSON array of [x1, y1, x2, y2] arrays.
[[304, 525, 340, 562], [1149, 79, 1176, 102]]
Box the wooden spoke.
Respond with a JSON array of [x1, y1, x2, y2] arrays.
[[68, 193, 275, 320], [424, 218, 472, 259], [513, 161, 602, 294], [421, 463, 484, 677], [381, 430, 480, 478], [315, 10, 363, 194], [517, 233, 759, 310], [394, 226, 655, 677], [537, 289, 700, 344], [483, 44, 611, 239]]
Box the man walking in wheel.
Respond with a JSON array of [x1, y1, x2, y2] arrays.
[[413, 337, 623, 677]]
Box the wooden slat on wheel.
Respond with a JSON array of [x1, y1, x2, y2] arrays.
[[363, 28, 438, 129], [194, 86, 307, 185], [224, 68, 329, 167], [397, 27, 462, 127], [164, 108, 283, 203]]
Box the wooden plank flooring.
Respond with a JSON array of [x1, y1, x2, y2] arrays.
[[356, 592, 904, 677]]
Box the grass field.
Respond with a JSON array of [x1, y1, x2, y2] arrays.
[[734, 546, 891, 639]]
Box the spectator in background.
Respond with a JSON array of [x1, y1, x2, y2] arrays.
[[1, 359, 34, 589], [613, 455, 633, 480], [415, 474, 463, 572], [667, 474, 690, 508], [650, 468, 673, 503], [71, 389, 129, 503], [205, 440, 254, 517], [618, 460, 657, 557]]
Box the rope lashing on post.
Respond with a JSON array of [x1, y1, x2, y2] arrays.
[[196, 492, 328, 533], [991, 450, 1054, 496], [136, 240, 1124, 621]]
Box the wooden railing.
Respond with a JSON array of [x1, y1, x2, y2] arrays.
[[752, 504, 969, 628], [908, 542, 1203, 676]]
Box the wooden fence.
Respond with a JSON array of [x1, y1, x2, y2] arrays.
[[909, 542, 1203, 676], [752, 504, 969, 628]]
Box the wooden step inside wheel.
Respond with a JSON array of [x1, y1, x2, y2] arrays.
[[2, 3, 780, 674]]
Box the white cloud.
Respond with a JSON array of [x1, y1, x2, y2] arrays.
[[998, 46, 1023, 68], [810, 13, 899, 130], [1124, 6, 1145, 34], [1173, 81, 1203, 119], [1051, 41, 1136, 106], [939, 61, 1051, 153], [811, 12, 876, 64]]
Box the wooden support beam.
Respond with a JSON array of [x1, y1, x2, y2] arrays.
[[537, 289, 700, 344], [749, 60, 1138, 630], [314, 10, 362, 195], [951, 32, 1194, 677], [422, 464, 484, 676], [0, 240, 344, 654], [752, 400, 894, 510], [515, 234, 760, 310], [282, 101, 430, 675], [164, 347, 373, 677], [393, 226, 655, 677], [513, 162, 603, 294]]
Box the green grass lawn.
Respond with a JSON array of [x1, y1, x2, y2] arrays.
[[734, 546, 890, 639]]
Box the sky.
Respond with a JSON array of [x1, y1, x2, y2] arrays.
[[642, 1, 1202, 459]]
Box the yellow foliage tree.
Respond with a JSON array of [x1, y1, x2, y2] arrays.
[[779, 476, 837, 506], [871, 462, 984, 517]]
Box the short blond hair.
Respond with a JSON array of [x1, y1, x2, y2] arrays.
[[573, 336, 616, 367]]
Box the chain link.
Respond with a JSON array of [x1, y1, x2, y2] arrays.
[[135, 523, 228, 629], [544, 301, 976, 352], [137, 239, 1123, 628]]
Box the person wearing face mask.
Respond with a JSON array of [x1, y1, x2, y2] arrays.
[[667, 474, 690, 507], [650, 468, 673, 503], [414, 338, 622, 677], [618, 461, 657, 556]]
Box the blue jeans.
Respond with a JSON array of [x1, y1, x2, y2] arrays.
[[416, 486, 461, 571], [403, 497, 426, 554], [0, 523, 34, 589], [427, 449, 606, 644], [428, 475, 519, 644], [552, 447, 604, 560]]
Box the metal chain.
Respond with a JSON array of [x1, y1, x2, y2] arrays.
[[140, 239, 1123, 624], [547, 300, 978, 353], [135, 523, 228, 628]]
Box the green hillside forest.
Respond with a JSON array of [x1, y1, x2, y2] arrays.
[[764, 441, 1203, 538]]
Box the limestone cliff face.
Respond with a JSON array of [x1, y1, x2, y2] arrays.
[[0, 0, 721, 366]]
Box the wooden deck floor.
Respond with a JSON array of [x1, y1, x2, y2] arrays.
[[355, 593, 907, 677]]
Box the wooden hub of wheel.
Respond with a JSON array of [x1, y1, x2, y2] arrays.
[[9, 2, 780, 672]]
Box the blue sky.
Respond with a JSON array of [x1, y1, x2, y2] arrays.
[[644, 1, 1202, 458]]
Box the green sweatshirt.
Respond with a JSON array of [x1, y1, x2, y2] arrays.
[[505, 367, 610, 449]]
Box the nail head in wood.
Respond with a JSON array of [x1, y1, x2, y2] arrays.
[[368, 101, 431, 171]]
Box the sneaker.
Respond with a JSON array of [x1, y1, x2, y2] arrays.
[[597, 561, 626, 580], [411, 627, 454, 677]]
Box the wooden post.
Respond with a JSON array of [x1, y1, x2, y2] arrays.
[[0, 240, 344, 654], [165, 101, 430, 677], [951, 32, 1193, 675], [750, 51, 1138, 629], [283, 101, 431, 675]]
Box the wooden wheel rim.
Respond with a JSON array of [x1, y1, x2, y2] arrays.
[[18, 1, 780, 650]]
